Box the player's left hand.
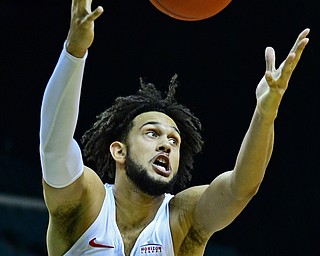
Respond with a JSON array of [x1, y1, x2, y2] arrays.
[[255, 28, 310, 118]]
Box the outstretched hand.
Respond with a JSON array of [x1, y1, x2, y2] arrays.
[[66, 0, 104, 57], [256, 28, 310, 118]]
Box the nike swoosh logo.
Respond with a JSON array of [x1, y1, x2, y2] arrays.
[[89, 238, 114, 248]]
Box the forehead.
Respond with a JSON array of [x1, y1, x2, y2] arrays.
[[132, 111, 178, 131]]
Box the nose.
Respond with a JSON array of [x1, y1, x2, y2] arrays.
[[157, 141, 171, 154]]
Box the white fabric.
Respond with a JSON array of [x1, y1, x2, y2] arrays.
[[39, 44, 87, 188], [64, 184, 175, 256]]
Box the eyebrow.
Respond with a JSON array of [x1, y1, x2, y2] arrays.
[[140, 121, 180, 135]]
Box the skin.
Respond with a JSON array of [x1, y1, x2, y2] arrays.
[[123, 112, 181, 196], [42, 0, 310, 255]]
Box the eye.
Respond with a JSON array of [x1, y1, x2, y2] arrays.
[[169, 137, 179, 146], [146, 130, 158, 138]]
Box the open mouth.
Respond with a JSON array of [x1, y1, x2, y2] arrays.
[[151, 154, 171, 177]]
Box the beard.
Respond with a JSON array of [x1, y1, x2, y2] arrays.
[[125, 153, 177, 197]]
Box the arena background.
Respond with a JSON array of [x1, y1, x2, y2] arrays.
[[1, 0, 319, 255]]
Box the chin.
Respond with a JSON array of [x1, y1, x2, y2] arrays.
[[126, 155, 177, 196]]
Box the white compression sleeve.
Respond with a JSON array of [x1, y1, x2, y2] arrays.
[[39, 43, 87, 188]]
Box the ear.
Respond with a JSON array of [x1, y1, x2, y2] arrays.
[[110, 141, 126, 165]]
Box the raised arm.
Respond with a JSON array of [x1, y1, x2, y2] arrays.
[[39, 0, 104, 254], [193, 28, 310, 236], [230, 28, 310, 198]]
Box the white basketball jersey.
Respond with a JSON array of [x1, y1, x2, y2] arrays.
[[64, 184, 174, 255]]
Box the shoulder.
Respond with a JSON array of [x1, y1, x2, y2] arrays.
[[169, 185, 209, 235], [45, 166, 106, 255], [170, 185, 209, 212]]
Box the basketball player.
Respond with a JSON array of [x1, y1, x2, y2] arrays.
[[39, 0, 310, 255]]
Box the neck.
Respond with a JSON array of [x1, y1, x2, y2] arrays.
[[113, 172, 165, 227]]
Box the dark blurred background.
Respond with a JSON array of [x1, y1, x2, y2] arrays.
[[1, 0, 319, 255]]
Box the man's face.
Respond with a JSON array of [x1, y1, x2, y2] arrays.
[[125, 111, 181, 196]]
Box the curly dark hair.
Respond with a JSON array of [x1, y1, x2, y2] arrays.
[[81, 74, 203, 193]]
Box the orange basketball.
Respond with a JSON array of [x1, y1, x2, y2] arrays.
[[149, 0, 232, 21]]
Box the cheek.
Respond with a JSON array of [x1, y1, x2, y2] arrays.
[[172, 151, 180, 173], [128, 139, 155, 159]]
